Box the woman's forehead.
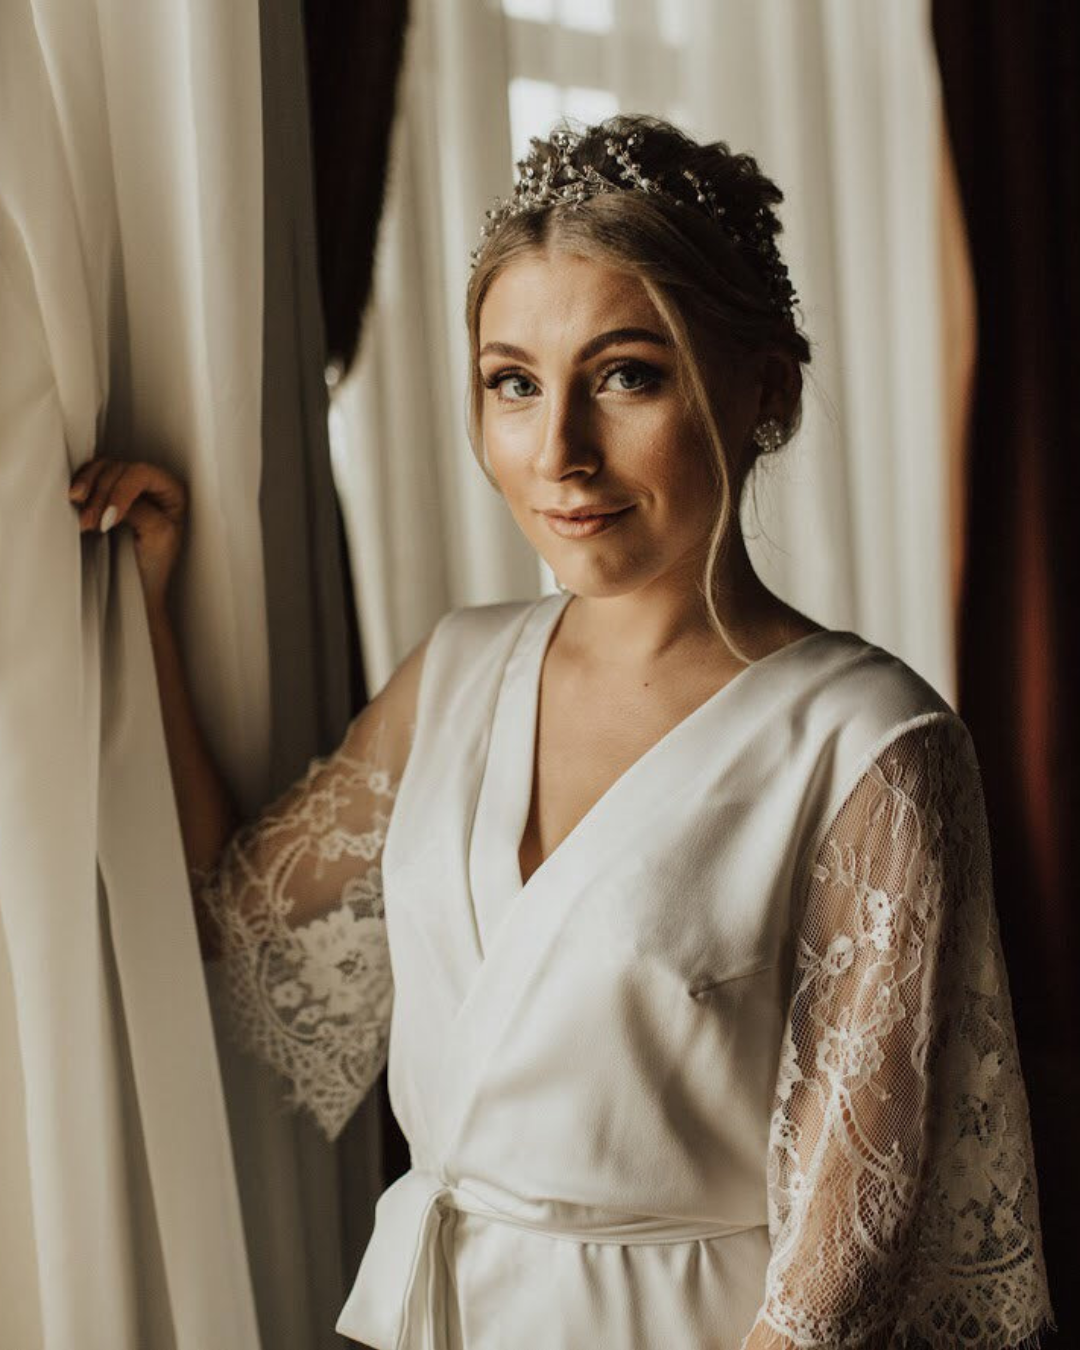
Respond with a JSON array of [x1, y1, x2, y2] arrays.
[[479, 252, 660, 342]]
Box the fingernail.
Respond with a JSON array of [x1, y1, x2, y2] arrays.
[[100, 506, 118, 533], [69, 483, 87, 500]]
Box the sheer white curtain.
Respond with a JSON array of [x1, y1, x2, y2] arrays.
[[333, 0, 953, 705], [0, 2, 350, 1347]]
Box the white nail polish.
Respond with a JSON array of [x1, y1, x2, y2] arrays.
[[100, 506, 118, 533]]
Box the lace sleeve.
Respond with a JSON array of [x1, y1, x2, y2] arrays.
[[189, 630, 429, 1143], [742, 714, 1054, 1349]]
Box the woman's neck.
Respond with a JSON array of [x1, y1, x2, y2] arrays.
[[558, 530, 804, 672]]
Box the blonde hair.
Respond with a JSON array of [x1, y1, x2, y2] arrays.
[[464, 115, 812, 661]]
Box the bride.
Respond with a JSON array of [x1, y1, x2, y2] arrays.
[[68, 115, 1052, 1349]]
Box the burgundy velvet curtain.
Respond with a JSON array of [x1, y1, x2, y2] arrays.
[[932, 3, 1080, 1340]]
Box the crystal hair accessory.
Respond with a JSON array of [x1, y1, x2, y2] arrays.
[[470, 126, 799, 322]]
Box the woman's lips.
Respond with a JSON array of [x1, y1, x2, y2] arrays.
[[542, 506, 634, 538]]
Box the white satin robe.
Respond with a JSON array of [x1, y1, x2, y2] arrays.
[[324, 591, 1050, 1348]]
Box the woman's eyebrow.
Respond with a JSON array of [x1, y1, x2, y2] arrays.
[[478, 327, 671, 364]]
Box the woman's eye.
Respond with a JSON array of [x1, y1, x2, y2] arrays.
[[600, 362, 660, 393], [486, 372, 538, 401], [482, 361, 660, 401]]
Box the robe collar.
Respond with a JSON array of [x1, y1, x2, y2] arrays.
[[468, 591, 850, 962]]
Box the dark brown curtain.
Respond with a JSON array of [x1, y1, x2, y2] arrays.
[[300, 0, 411, 773], [932, 3, 1080, 1340], [303, 0, 412, 375]]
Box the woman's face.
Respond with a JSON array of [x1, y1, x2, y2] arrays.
[[477, 248, 751, 599]]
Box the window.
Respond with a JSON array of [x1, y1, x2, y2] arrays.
[[499, 0, 688, 167]]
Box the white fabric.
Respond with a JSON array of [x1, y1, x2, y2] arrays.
[[0, 1, 268, 1345], [197, 592, 1051, 1347], [332, 0, 954, 707]]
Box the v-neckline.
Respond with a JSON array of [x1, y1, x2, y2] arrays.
[[507, 591, 843, 895]]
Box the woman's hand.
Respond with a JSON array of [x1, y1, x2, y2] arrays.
[[68, 457, 189, 613], [67, 458, 243, 916]]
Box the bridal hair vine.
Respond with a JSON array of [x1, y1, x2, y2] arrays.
[[470, 125, 799, 323]]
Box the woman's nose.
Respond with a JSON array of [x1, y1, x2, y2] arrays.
[[534, 386, 598, 477]]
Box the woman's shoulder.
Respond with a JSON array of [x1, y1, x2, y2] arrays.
[[447, 593, 547, 627], [429, 593, 552, 653], [816, 627, 955, 716], [407, 594, 550, 694], [798, 625, 970, 777], [787, 631, 977, 879]]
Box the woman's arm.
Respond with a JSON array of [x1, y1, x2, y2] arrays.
[[740, 715, 1052, 1349], [188, 646, 427, 1138], [145, 600, 242, 921]]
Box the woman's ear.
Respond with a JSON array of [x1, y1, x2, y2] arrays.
[[758, 350, 801, 425]]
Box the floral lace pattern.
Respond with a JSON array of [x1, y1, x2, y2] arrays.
[[745, 714, 1053, 1349], [192, 711, 409, 1141]]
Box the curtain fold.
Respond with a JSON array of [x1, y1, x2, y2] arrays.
[[217, 2, 388, 1346], [0, 0, 267, 1345], [1, 0, 374, 1344], [677, 0, 952, 694]]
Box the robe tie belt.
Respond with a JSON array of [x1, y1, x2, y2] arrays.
[[335, 1165, 763, 1349]]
